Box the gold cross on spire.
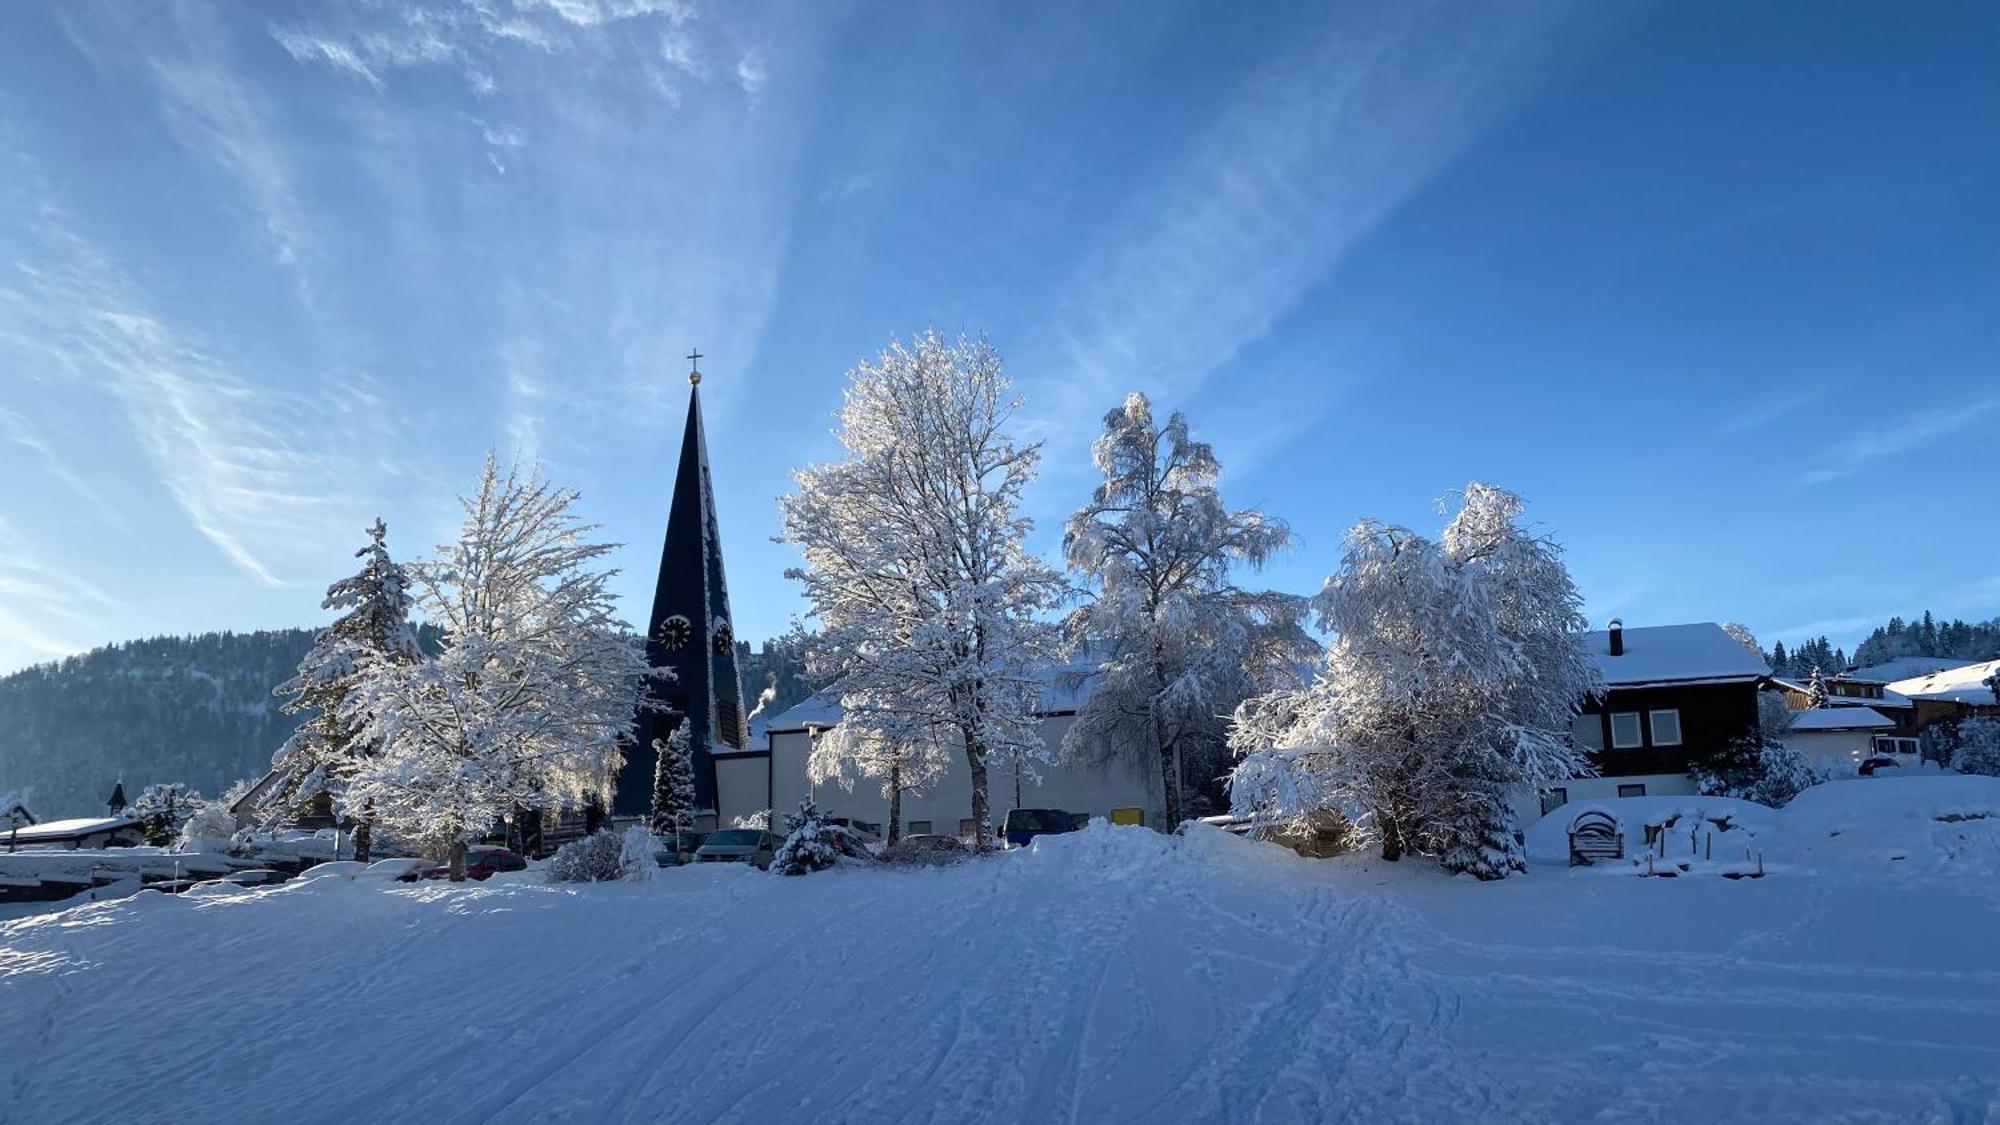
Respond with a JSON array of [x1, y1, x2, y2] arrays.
[[687, 348, 703, 386]]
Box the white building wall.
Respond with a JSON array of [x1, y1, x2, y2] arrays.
[[713, 754, 771, 826], [1785, 729, 1879, 773], [753, 714, 1160, 836], [1509, 772, 1696, 828]]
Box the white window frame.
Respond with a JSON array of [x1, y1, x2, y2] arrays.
[[1617, 783, 1647, 798], [1648, 709, 1683, 747], [1609, 712, 1643, 749]]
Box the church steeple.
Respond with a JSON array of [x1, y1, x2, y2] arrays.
[[614, 352, 748, 819]]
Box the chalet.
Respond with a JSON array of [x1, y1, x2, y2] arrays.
[[2, 816, 145, 850], [1772, 674, 1916, 734], [1784, 707, 1904, 770], [730, 661, 1159, 837], [1520, 621, 1764, 822], [1888, 658, 2000, 734]]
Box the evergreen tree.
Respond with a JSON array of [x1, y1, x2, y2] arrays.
[[650, 723, 696, 845], [1806, 667, 1828, 708], [1769, 641, 1788, 675], [1062, 392, 1318, 827], [1950, 718, 2000, 777], [771, 799, 840, 876], [265, 519, 419, 861]]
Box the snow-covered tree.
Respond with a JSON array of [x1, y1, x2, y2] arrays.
[[265, 519, 419, 861], [650, 724, 696, 842], [345, 457, 667, 880], [128, 782, 204, 846], [1693, 694, 1820, 806], [1950, 717, 2000, 777], [1721, 621, 1767, 668], [771, 798, 840, 876], [547, 827, 654, 883], [1805, 667, 1828, 708], [1227, 484, 1600, 878], [176, 801, 240, 853], [780, 332, 1063, 852], [807, 719, 949, 846], [1062, 392, 1316, 827]]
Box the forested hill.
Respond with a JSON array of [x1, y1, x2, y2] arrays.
[[0, 628, 816, 820], [1850, 613, 2000, 669], [0, 630, 315, 819]]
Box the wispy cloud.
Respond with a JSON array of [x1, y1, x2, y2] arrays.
[[61, 3, 314, 275], [1028, 2, 1615, 459], [0, 200, 406, 588], [1799, 392, 2000, 483], [1715, 388, 1818, 438]]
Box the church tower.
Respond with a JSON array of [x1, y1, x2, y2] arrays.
[[614, 352, 749, 820]]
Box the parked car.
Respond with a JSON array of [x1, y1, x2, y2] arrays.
[[218, 868, 288, 887], [694, 829, 783, 870], [411, 847, 528, 882], [884, 833, 968, 866], [1859, 756, 1902, 777], [824, 817, 882, 842], [1002, 808, 1083, 849], [653, 831, 710, 867]]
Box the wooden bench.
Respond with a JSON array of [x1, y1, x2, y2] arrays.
[[1568, 809, 1624, 866]]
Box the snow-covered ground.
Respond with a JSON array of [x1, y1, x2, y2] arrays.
[[3, 777, 1997, 1124]]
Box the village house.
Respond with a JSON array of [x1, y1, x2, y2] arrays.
[[1518, 621, 1766, 823], [1888, 658, 2000, 735], [731, 662, 1159, 836]]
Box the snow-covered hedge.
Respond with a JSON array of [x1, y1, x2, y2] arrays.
[[548, 828, 655, 884], [1949, 717, 2000, 777]]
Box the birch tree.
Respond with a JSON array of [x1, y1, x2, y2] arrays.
[[266, 519, 419, 861], [1063, 392, 1316, 826], [1228, 483, 1599, 878], [781, 331, 1063, 851], [345, 457, 666, 879]]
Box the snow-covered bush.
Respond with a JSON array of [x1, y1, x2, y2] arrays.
[[1949, 717, 2000, 777], [771, 800, 839, 877], [176, 802, 240, 853], [1694, 735, 1822, 808], [548, 829, 653, 883], [128, 783, 204, 846], [732, 809, 772, 830]]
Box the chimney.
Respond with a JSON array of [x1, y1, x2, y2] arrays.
[[1608, 619, 1625, 657]]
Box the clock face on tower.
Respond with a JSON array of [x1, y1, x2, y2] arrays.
[[713, 622, 734, 654], [659, 615, 692, 650]]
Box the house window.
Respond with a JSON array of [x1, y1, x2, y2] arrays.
[[1540, 787, 1569, 816], [908, 820, 932, 836], [1569, 713, 1604, 752], [1109, 807, 1144, 826], [1609, 712, 1643, 749], [1617, 783, 1646, 798], [1648, 709, 1683, 747], [959, 818, 975, 837]]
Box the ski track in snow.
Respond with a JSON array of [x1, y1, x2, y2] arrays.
[[1, 817, 1997, 1125]]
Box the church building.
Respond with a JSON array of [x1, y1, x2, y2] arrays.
[[613, 354, 751, 827]]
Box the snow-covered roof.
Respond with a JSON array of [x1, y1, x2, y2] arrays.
[[1585, 623, 1770, 689], [1848, 656, 1976, 684], [1786, 707, 1895, 732], [1889, 659, 1999, 707], [5, 816, 139, 842], [1771, 677, 1913, 709], [764, 661, 1104, 736]]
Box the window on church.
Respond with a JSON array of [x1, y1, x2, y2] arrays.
[[908, 820, 932, 835]]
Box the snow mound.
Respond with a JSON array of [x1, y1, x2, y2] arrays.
[[1524, 795, 1774, 863], [1767, 775, 2000, 876]]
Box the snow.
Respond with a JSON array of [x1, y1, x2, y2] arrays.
[[1785, 707, 1895, 731], [1890, 658, 2000, 706], [2, 816, 137, 843], [1583, 622, 1771, 687], [3, 787, 1998, 1122], [1851, 655, 1977, 683]]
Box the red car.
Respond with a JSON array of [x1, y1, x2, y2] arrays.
[[407, 847, 529, 882]]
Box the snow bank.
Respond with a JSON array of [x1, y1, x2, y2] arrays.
[[2, 801, 1996, 1124], [1524, 795, 1774, 864]]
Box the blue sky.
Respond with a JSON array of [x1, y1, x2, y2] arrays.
[[0, 0, 1995, 675]]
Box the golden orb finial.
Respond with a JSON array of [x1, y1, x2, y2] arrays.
[[687, 347, 703, 386]]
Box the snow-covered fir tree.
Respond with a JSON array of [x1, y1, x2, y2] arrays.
[[1692, 692, 1819, 806], [1950, 717, 2000, 777], [771, 798, 840, 876], [344, 457, 666, 879], [128, 782, 204, 846], [780, 332, 1063, 851], [1062, 392, 1317, 827], [1806, 667, 1828, 708], [650, 723, 696, 841], [1227, 483, 1600, 878], [264, 519, 419, 861]]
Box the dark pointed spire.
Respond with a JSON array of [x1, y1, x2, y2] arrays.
[[613, 354, 749, 818]]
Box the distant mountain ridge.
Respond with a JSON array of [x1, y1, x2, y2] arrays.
[[0, 630, 316, 819], [0, 628, 814, 820]]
